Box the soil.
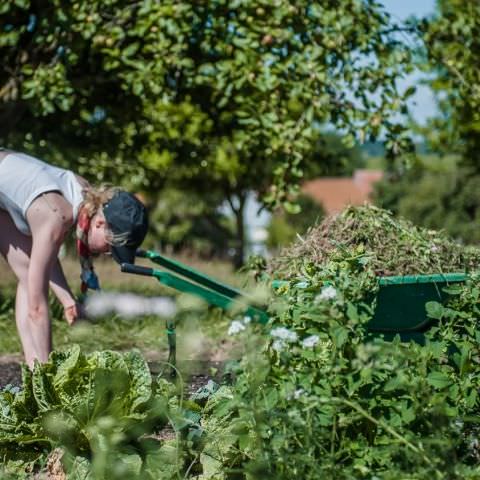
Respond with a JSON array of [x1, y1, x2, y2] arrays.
[[0, 354, 223, 393], [0, 354, 23, 389]]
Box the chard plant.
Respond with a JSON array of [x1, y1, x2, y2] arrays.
[[0, 346, 191, 479]]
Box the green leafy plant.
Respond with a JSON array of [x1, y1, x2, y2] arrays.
[[191, 214, 480, 479], [0, 346, 181, 478]]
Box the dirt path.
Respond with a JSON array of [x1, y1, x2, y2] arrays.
[[0, 354, 23, 389]]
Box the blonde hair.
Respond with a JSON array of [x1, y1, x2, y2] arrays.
[[80, 185, 129, 246]]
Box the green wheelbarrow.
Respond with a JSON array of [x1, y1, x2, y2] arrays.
[[271, 272, 467, 343], [121, 249, 268, 323], [366, 272, 467, 343], [120, 250, 468, 370], [120, 249, 268, 376]]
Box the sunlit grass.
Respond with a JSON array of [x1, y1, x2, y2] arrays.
[[0, 254, 247, 365]]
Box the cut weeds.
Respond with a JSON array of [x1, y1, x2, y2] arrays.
[[269, 205, 480, 277]]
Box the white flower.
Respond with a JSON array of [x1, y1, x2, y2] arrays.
[[302, 335, 319, 348], [293, 388, 304, 399], [286, 388, 305, 400], [243, 315, 252, 325], [272, 340, 285, 352], [228, 320, 246, 335], [271, 327, 298, 343], [315, 285, 337, 302], [431, 245, 439, 253]]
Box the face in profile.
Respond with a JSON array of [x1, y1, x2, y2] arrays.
[[87, 211, 111, 254]]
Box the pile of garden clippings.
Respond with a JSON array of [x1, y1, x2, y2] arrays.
[[269, 205, 480, 278]]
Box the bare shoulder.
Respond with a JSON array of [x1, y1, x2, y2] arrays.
[[75, 174, 90, 191], [26, 192, 74, 240]]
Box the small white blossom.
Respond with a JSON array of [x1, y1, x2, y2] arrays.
[[302, 335, 320, 348], [294, 388, 304, 399], [272, 340, 285, 352], [286, 388, 305, 400], [431, 245, 439, 253], [243, 315, 252, 325], [228, 320, 246, 335], [271, 327, 298, 343], [315, 285, 337, 302]]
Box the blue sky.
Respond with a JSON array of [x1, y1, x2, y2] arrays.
[[380, 0, 437, 124], [381, 0, 435, 21]]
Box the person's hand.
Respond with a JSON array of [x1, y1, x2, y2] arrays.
[[63, 301, 88, 325]]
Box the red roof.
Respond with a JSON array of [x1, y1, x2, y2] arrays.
[[302, 169, 384, 215]]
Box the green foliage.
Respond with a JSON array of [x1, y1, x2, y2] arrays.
[[420, 1, 480, 166], [374, 163, 480, 244], [349, 3, 480, 254], [0, 346, 175, 478], [147, 187, 235, 258], [194, 251, 480, 479], [1, 0, 414, 207], [304, 131, 365, 178], [380, 3, 480, 246], [3, 210, 480, 478]]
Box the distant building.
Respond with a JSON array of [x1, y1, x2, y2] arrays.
[[302, 169, 384, 215], [244, 170, 384, 256]]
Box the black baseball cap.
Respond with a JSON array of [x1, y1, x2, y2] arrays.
[[102, 191, 149, 265]]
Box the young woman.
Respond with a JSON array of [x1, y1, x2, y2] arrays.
[[0, 149, 148, 368]]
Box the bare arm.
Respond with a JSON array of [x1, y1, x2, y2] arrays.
[[26, 214, 65, 361], [25, 193, 73, 360], [50, 257, 88, 325], [50, 256, 75, 299], [29, 222, 63, 314]]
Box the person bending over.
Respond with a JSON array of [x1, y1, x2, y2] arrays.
[[0, 149, 148, 368]]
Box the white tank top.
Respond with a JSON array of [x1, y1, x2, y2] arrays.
[[0, 152, 84, 235]]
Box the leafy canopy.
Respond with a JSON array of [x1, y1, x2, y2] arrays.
[[375, 2, 480, 242], [420, 0, 480, 166], [1, 0, 414, 206]]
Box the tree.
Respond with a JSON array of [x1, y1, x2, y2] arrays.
[[374, 1, 480, 244], [146, 187, 235, 258], [304, 131, 365, 179], [1, 0, 415, 266], [125, 0, 416, 266], [373, 158, 480, 243], [419, 0, 480, 167]]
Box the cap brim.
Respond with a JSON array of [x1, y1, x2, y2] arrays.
[[111, 244, 136, 265]]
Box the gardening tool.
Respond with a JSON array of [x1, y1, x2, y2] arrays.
[[120, 249, 269, 375], [121, 250, 469, 366], [121, 249, 268, 322]]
